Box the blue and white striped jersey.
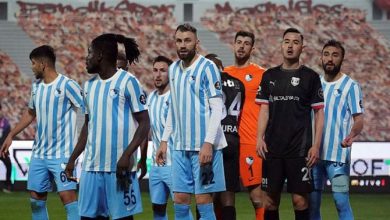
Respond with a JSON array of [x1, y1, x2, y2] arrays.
[[169, 55, 227, 151], [147, 90, 172, 166], [321, 74, 364, 163], [28, 74, 83, 159], [82, 70, 147, 172]]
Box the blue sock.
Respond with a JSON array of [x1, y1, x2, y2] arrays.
[[153, 210, 167, 220], [309, 190, 322, 220], [197, 203, 216, 220], [64, 201, 80, 220], [333, 192, 354, 220], [30, 198, 49, 220], [175, 204, 192, 220]]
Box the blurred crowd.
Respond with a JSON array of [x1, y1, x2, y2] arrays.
[[0, 2, 389, 141], [201, 5, 390, 141], [0, 51, 34, 139]]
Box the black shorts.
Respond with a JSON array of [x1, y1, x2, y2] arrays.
[[261, 157, 313, 193], [222, 134, 240, 192]]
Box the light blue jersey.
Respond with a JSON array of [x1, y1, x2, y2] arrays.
[[82, 70, 147, 172], [28, 74, 83, 159], [147, 90, 172, 166], [321, 74, 364, 163], [169, 55, 227, 151]]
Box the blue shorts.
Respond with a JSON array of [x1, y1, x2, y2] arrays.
[[312, 160, 350, 191], [79, 171, 142, 219], [172, 150, 226, 194], [27, 157, 77, 193], [149, 165, 173, 204]]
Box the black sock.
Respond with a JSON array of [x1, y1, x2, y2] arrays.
[[265, 210, 279, 220], [294, 209, 309, 220], [221, 206, 236, 220]]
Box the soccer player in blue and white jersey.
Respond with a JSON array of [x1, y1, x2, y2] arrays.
[[0, 45, 82, 220], [65, 34, 150, 220], [310, 40, 364, 220], [156, 24, 227, 220], [143, 55, 175, 220]]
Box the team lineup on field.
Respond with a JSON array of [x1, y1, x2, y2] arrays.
[[0, 23, 364, 220]]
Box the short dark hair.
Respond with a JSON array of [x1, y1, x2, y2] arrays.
[[153, 55, 173, 66], [234, 31, 255, 46], [205, 53, 224, 71], [322, 39, 345, 59], [175, 23, 197, 35], [92, 33, 140, 65], [283, 28, 304, 42], [29, 45, 56, 65]]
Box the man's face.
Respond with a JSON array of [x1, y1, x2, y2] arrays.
[[153, 61, 169, 89], [175, 31, 197, 62], [281, 32, 303, 61], [321, 46, 343, 76], [86, 45, 100, 74], [233, 35, 253, 62], [30, 58, 44, 79]]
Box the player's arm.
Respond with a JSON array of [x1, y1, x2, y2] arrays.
[[137, 135, 149, 180], [0, 109, 36, 157], [342, 113, 364, 147], [199, 96, 224, 166], [65, 114, 89, 181], [157, 100, 173, 165], [256, 104, 269, 159], [117, 110, 150, 175], [307, 108, 324, 167]]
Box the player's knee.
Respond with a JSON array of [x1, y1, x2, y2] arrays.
[[292, 194, 308, 210], [30, 191, 48, 200], [59, 190, 77, 205], [152, 203, 167, 213], [331, 175, 349, 193], [174, 193, 191, 204], [251, 200, 263, 209]]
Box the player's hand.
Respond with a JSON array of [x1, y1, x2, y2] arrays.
[[199, 142, 213, 166], [64, 160, 78, 182], [341, 135, 354, 148], [116, 154, 134, 190], [0, 135, 13, 158], [256, 138, 268, 159], [307, 146, 319, 168], [137, 159, 147, 181], [156, 141, 168, 166]]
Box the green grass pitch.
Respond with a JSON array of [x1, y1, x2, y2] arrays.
[[0, 192, 388, 219]]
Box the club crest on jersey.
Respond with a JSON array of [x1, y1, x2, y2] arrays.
[[246, 156, 254, 165], [54, 88, 62, 97], [109, 89, 119, 98], [139, 94, 147, 105], [291, 77, 300, 86], [318, 88, 324, 98], [333, 89, 341, 97], [214, 81, 222, 90], [245, 74, 253, 82], [188, 75, 195, 83]]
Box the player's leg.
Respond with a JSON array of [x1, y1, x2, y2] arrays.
[[194, 150, 226, 220], [240, 145, 264, 220], [149, 166, 171, 220], [327, 162, 353, 220], [261, 158, 284, 220], [49, 158, 79, 220], [286, 158, 313, 220], [79, 171, 109, 219], [172, 150, 194, 220], [217, 135, 240, 220], [106, 171, 142, 219], [27, 157, 51, 220], [309, 160, 326, 220], [0, 156, 12, 191]]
